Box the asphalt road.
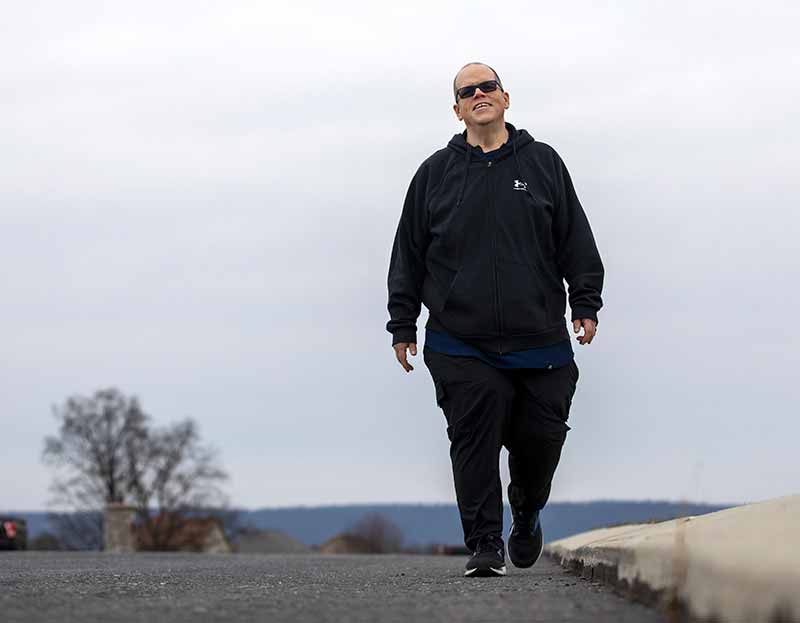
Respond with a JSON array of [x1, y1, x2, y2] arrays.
[[0, 552, 668, 623]]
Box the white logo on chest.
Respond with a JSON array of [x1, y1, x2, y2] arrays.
[[513, 179, 528, 191]]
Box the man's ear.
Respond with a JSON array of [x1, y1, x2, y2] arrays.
[[453, 102, 463, 121]]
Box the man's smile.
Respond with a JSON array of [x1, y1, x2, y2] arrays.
[[473, 102, 491, 111]]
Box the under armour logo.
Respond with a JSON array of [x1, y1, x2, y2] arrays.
[[513, 180, 528, 191]]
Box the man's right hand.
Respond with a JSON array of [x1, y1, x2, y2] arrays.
[[393, 342, 417, 372]]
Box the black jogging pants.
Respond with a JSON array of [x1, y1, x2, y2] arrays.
[[422, 345, 579, 552]]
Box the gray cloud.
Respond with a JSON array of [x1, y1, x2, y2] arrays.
[[2, 0, 799, 510]]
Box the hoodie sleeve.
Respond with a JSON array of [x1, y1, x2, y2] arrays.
[[386, 163, 432, 345], [551, 151, 605, 325]]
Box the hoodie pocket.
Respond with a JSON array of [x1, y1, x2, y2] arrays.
[[435, 260, 497, 337], [498, 259, 550, 334], [422, 257, 459, 314]]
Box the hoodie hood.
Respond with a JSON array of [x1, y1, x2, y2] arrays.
[[446, 122, 536, 208], [446, 122, 535, 157]]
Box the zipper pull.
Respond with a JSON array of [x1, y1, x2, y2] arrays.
[[487, 161, 492, 167]]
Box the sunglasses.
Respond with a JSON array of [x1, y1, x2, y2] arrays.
[[455, 80, 502, 101]]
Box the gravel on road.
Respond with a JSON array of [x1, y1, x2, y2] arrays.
[[0, 552, 668, 623]]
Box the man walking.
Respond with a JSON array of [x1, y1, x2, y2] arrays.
[[386, 62, 604, 577]]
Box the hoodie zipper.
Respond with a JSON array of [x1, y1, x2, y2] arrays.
[[488, 159, 505, 355]]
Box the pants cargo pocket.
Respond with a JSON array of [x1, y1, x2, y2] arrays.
[[430, 377, 455, 441], [434, 379, 446, 407], [570, 358, 580, 383]]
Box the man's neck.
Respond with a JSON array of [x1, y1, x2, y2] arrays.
[[465, 120, 509, 153]]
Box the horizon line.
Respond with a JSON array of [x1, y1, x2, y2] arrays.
[[3, 497, 747, 514]]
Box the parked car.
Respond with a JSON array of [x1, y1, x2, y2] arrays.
[[0, 517, 27, 550]]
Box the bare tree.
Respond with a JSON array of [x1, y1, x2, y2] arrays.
[[43, 388, 148, 505], [348, 512, 404, 554], [126, 419, 229, 550], [42, 388, 148, 549], [42, 387, 230, 551]]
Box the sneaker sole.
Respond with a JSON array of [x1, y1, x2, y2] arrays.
[[508, 544, 543, 569], [464, 565, 507, 577], [508, 523, 544, 569]]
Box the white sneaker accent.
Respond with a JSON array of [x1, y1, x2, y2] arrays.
[[464, 564, 507, 577]]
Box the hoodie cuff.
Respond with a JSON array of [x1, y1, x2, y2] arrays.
[[391, 327, 418, 346], [571, 307, 598, 326]]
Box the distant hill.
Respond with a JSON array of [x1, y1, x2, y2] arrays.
[[7, 500, 735, 548], [242, 501, 733, 546]]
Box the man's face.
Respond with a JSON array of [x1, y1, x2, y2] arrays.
[[452, 64, 509, 128]]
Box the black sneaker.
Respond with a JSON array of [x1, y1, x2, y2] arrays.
[[464, 535, 507, 577], [508, 508, 543, 568]]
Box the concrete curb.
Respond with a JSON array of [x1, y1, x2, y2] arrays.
[[543, 495, 800, 623]]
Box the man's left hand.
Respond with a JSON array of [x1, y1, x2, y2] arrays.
[[573, 318, 597, 345]]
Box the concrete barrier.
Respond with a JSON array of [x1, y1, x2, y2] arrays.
[[544, 494, 799, 622]]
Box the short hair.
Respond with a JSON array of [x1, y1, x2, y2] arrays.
[[453, 62, 503, 101]]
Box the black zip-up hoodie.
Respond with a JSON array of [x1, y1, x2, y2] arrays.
[[386, 122, 604, 355]]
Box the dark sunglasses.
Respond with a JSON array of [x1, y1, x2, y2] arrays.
[[455, 80, 502, 101]]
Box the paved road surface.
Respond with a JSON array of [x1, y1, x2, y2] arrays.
[[0, 552, 668, 622]]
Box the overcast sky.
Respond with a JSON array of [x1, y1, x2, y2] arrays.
[[2, 1, 798, 511]]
